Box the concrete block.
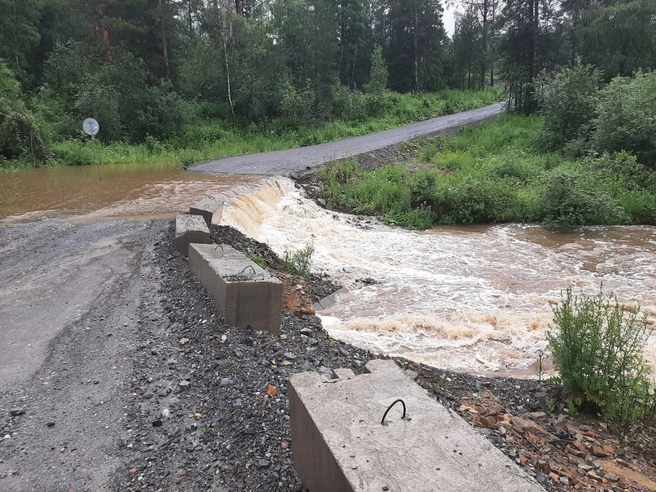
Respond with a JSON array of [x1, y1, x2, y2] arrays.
[[313, 287, 349, 312], [189, 197, 224, 228], [188, 244, 282, 333], [288, 359, 542, 492], [175, 214, 211, 256]]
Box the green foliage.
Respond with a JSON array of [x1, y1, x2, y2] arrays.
[[538, 64, 602, 154], [548, 287, 655, 429], [0, 59, 48, 165], [32, 88, 498, 167], [282, 244, 314, 278], [364, 46, 389, 94], [73, 53, 186, 142], [246, 253, 268, 269], [540, 167, 630, 228], [575, 0, 656, 81], [317, 115, 656, 229], [592, 71, 656, 166]]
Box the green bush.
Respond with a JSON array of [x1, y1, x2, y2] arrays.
[[431, 177, 526, 224], [592, 71, 656, 165], [540, 168, 630, 227], [282, 244, 314, 278], [548, 287, 655, 429], [537, 64, 601, 154], [0, 59, 49, 165]]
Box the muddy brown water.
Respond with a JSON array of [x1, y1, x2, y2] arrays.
[[222, 178, 656, 377], [2, 167, 655, 378], [0, 162, 265, 222]]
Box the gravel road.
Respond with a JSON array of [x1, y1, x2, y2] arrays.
[[0, 219, 373, 491], [191, 103, 505, 175], [2, 218, 652, 492]]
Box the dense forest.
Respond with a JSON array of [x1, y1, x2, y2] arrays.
[[0, 0, 655, 167]]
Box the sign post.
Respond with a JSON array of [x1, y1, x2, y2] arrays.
[[82, 118, 101, 180]]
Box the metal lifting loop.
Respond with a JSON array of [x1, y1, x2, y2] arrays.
[[381, 399, 407, 426], [214, 244, 224, 251], [240, 265, 256, 275]]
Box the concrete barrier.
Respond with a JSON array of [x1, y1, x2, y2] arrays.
[[189, 197, 224, 228], [188, 244, 282, 333], [174, 214, 212, 256], [289, 360, 543, 492], [313, 287, 349, 312]]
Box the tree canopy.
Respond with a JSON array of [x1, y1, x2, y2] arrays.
[[0, 0, 655, 165]]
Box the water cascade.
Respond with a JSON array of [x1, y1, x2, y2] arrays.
[[223, 177, 656, 377]]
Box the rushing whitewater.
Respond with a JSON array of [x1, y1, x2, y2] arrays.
[[222, 177, 656, 377]]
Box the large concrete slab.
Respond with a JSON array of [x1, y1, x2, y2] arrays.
[[189, 197, 224, 228], [289, 359, 543, 492], [174, 214, 211, 256], [188, 243, 282, 333]]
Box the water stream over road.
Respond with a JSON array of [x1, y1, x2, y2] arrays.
[[223, 178, 656, 377], [0, 162, 266, 223], [2, 167, 655, 377]]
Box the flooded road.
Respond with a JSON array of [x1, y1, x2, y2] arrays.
[[2, 166, 655, 378], [0, 162, 266, 223]]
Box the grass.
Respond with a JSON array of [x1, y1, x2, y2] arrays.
[[1, 88, 502, 169], [318, 114, 656, 228]]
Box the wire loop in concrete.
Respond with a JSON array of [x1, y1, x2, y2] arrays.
[[381, 398, 406, 426]]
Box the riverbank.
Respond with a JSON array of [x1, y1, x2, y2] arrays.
[[1, 216, 655, 490], [308, 115, 656, 229]]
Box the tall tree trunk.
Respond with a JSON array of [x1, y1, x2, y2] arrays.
[[187, 0, 194, 37], [220, 13, 236, 121], [490, 0, 495, 86], [98, 7, 112, 61], [158, 0, 171, 78], [350, 45, 357, 89], [480, 0, 488, 89], [531, 0, 539, 81], [413, 6, 419, 90]]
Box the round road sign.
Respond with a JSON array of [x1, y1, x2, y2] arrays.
[[83, 118, 100, 136]]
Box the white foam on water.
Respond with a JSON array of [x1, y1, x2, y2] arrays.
[[223, 177, 656, 377]]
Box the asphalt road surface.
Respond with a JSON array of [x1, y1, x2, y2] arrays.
[[191, 102, 505, 175]]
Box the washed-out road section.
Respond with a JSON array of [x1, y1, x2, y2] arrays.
[[0, 102, 506, 491], [192, 102, 505, 175]]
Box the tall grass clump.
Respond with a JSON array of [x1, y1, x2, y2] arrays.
[[282, 244, 314, 278], [548, 287, 656, 432]]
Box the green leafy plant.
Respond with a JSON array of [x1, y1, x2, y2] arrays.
[[592, 71, 656, 166], [548, 287, 655, 430], [246, 253, 267, 269], [537, 64, 601, 154], [282, 244, 314, 278]]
